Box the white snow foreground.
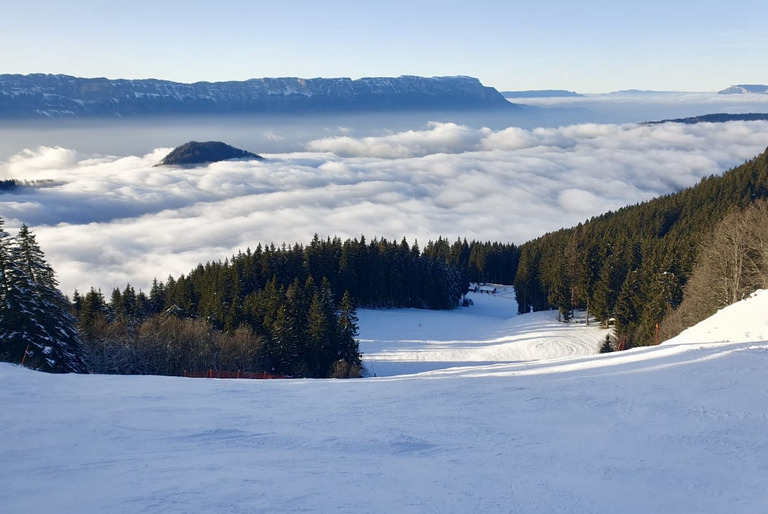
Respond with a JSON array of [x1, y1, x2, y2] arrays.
[[2, 289, 768, 513]]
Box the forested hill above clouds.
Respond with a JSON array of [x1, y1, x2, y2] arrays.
[[513, 146, 768, 348], [0, 74, 514, 118]]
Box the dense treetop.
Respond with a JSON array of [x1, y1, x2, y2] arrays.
[[72, 236, 516, 378]]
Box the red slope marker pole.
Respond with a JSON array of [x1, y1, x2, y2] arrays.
[[20, 345, 30, 367]]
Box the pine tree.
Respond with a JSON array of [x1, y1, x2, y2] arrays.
[[614, 269, 641, 347], [336, 291, 361, 367], [78, 287, 108, 340], [0, 218, 23, 363], [267, 279, 307, 375], [306, 290, 333, 377], [599, 334, 614, 353], [147, 278, 166, 315], [0, 224, 88, 372]]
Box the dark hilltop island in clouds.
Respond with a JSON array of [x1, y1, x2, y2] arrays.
[[0, 74, 514, 118], [157, 141, 262, 166]]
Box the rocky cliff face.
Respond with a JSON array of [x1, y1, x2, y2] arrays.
[[0, 74, 512, 118]]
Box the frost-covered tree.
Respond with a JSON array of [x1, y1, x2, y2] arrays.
[[0, 217, 25, 364], [0, 222, 88, 373]]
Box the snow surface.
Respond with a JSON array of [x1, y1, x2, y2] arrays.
[[359, 286, 603, 376], [2, 288, 768, 513]]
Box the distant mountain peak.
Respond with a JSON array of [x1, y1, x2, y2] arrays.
[[157, 141, 262, 166], [718, 84, 768, 95]]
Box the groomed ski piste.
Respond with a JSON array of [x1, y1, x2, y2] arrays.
[[2, 285, 767, 513], [359, 285, 603, 377]]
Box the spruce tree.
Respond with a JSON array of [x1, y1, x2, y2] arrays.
[[0, 218, 22, 363], [614, 270, 641, 347], [268, 279, 307, 375], [0, 224, 88, 372], [306, 291, 333, 377], [599, 334, 614, 353], [336, 291, 361, 367], [78, 287, 108, 340]]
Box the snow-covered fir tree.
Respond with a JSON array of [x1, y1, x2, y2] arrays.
[[0, 217, 23, 362], [0, 221, 88, 373], [336, 291, 361, 366]]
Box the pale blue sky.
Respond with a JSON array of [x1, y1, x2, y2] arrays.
[[2, 0, 766, 93]]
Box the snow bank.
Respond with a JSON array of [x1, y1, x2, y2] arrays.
[[665, 289, 768, 345]]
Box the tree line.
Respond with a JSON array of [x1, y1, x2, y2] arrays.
[[76, 276, 361, 378], [0, 179, 55, 191], [513, 146, 768, 348], [73, 236, 517, 377], [0, 224, 520, 377], [72, 236, 517, 334]]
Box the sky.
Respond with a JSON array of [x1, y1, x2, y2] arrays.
[[2, 0, 767, 93]]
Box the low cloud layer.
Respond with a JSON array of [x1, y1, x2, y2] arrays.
[[2, 119, 768, 295]]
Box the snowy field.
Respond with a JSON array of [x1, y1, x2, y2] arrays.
[[2, 287, 768, 513], [359, 285, 603, 376]]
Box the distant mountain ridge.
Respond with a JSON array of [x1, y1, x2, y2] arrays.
[[605, 89, 687, 96], [719, 84, 768, 95], [501, 90, 582, 98], [643, 112, 768, 125], [0, 74, 513, 118]]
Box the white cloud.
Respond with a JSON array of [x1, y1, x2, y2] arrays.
[[307, 122, 491, 158], [4, 146, 81, 174], [558, 189, 604, 215], [2, 120, 768, 295]]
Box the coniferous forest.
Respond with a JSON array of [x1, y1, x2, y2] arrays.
[[514, 146, 768, 348], [1, 227, 517, 377], [4, 146, 768, 375], [73, 236, 519, 377], [74, 236, 518, 378]]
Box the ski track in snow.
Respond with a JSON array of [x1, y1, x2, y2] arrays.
[[359, 286, 605, 377], [2, 287, 768, 513]]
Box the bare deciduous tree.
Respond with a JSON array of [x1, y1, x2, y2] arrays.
[[660, 200, 768, 341]]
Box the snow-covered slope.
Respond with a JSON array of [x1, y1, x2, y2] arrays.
[[359, 285, 603, 376], [1, 289, 767, 513], [664, 289, 768, 344]]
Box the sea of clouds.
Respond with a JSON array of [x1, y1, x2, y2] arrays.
[[2, 116, 768, 295]]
